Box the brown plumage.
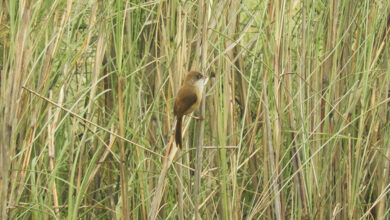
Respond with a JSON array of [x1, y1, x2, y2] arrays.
[[174, 71, 208, 149]]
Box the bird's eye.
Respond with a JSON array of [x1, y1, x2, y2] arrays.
[[197, 74, 202, 79]]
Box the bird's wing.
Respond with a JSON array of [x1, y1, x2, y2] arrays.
[[174, 87, 198, 116]]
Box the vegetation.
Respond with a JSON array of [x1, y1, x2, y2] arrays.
[[1, 0, 390, 219]]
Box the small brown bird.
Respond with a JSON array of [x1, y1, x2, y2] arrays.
[[174, 71, 208, 149]]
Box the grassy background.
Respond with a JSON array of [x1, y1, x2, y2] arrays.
[[1, 0, 390, 219]]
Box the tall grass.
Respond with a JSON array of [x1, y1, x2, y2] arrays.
[[1, 0, 390, 219]]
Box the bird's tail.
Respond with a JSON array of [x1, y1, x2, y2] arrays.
[[175, 116, 183, 149]]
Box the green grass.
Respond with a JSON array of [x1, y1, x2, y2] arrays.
[[1, 0, 390, 219]]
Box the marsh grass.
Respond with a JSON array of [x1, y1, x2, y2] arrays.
[[1, 0, 390, 219]]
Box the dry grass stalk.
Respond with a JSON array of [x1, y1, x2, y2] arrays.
[[2, 1, 390, 219]]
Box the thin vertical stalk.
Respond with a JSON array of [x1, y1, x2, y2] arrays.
[[48, 89, 64, 218], [194, 0, 208, 219], [118, 76, 129, 220], [271, 0, 284, 219], [176, 156, 184, 220], [263, 80, 282, 220], [175, 2, 184, 219]]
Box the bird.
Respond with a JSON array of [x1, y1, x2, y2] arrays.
[[174, 71, 208, 149]]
